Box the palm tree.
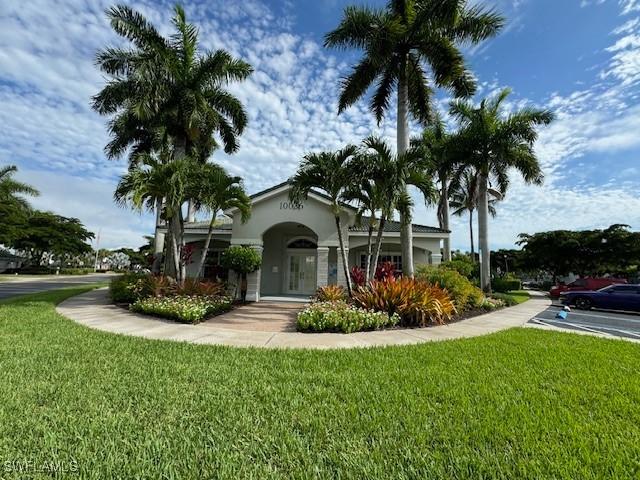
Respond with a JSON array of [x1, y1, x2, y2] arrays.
[[190, 163, 251, 279], [114, 155, 197, 284], [289, 146, 359, 296], [359, 136, 436, 278], [93, 4, 253, 255], [325, 0, 503, 276], [412, 117, 456, 261], [450, 88, 554, 292], [0, 165, 39, 211], [449, 168, 498, 261]]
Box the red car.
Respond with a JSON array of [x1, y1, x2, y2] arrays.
[[549, 277, 627, 298]]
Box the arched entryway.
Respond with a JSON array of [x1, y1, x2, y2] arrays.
[[260, 222, 318, 297]]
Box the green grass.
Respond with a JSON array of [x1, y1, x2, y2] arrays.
[[505, 289, 531, 304], [1, 288, 639, 479]]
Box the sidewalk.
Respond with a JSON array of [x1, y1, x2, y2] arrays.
[[56, 288, 551, 350]]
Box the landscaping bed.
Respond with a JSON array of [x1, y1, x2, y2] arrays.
[[1, 287, 639, 479], [109, 273, 233, 324], [297, 266, 523, 334]]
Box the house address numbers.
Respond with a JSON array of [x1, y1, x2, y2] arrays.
[[279, 201, 303, 210]]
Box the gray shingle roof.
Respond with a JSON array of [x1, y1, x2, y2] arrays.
[[349, 216, 449, 234], [184, 221, 232, 231]]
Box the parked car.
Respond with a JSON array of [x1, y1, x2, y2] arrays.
[[549, 277, 627, 298], [560, 284, 640, 311]]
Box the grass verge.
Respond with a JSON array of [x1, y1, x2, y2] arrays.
[[0, 287, 639, 478]]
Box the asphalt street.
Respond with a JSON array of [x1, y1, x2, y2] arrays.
[[529, 304, 640, 340], [0, 274, 114, 300]]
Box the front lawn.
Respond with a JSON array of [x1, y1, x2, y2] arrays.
[[1, 288, 639, 478]]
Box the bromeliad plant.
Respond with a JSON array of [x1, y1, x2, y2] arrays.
[[353, 277, 455, 327], [314, 285, 348, 302]]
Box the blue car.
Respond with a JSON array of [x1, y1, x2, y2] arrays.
[[560, 284, 640, 311]]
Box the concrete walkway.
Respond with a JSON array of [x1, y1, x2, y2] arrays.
[[56, 288, 551, 350]]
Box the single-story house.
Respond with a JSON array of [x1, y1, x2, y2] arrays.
[[0, 249, 25, 273], [178, 181, 450, 301]]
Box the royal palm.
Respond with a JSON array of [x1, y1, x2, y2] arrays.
[[325, 0, 503, 276], [450, 88, 553, 291]]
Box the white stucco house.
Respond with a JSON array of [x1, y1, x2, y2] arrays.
[[180, 181, 449, 302]]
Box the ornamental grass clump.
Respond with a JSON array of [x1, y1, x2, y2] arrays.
[[131, 295, 232, 324], [297, 301, 399, 333], [353, 277, 455, 327]]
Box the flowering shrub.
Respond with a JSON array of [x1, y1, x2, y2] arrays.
[[314, 285, 347, 302], [130, 295, 232, 324], [297, 301, 399, 333], [353, 277, 456, 327]]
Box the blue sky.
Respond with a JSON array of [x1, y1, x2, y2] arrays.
[[1, 0, 640, 250]]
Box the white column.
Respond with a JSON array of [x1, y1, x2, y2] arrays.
[[316, 246, 329, 288], [245, 245, 263, 302], [336, 247, 349, 287], [431, 253, 443, 265]]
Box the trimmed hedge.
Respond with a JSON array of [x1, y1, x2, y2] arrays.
[[130, 295, 232, 324], [297, 301, 399, 333], [492, 277, 522, 293], [109, 273, 150, 304]]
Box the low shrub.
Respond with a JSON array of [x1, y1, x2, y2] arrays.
[[174, 278, 226, 297], [131, 295, 232, 324], [59, 267, 93, 275], [439, 258, 476, 279], [314, 285, 347, 302], [296, 301, 399, 333], [480, 297, 507, 311], [109, 273, 151, 304], [491, 292, 519, 307], [415, 265, 484, 312], [353, 277, 455, 327], [492, 276, 522, 293]]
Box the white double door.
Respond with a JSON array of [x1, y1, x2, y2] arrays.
[[285, 250, 317, 295]]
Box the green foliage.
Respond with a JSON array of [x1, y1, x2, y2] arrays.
[[353, 277, 456, 327], [439, 256, 477, 280], [314, 285, 347, 302], [416, 265, 484, 312], [8, 211, 94, 265], [518, 224, 640, 278], [2, 289, 640, 478], [296, 301, 399, 333], [109, 273, 152, 304], [491, 291, 530, 306], [58, 268, 93, 275], [492, 277, 522, 293], [131, 295, 232, 324], [220, 246, 262, 274]]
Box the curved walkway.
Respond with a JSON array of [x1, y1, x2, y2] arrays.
[[57, 288, 550, 349]]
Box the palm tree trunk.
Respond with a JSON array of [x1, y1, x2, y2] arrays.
[[196, 217, 216, 279], [478, 173, 491, 293], [371, 216, 386, 279], [365, 219, 374, 281], [397, 60, 414, 277], [168, 214, 181, 283], [152, 197, 165, 275], [335, 214, 353, 296], [441, 174, 451, 262], [469, 209, 475, 262]]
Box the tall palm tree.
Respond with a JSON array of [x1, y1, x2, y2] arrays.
[[359, 136, 436, 278], [93, 4, 253, 251], [325, 0, 503, 276], [190, 163, 251, 279], [412, 117, 456, 261], [450, 88, 554, 292], [0, 165, 39, 211], [449, 168, 498, 261], [289, 146, 359, 296]]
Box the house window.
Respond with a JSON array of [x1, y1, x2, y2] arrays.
[[360, 253, 402, 273]]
